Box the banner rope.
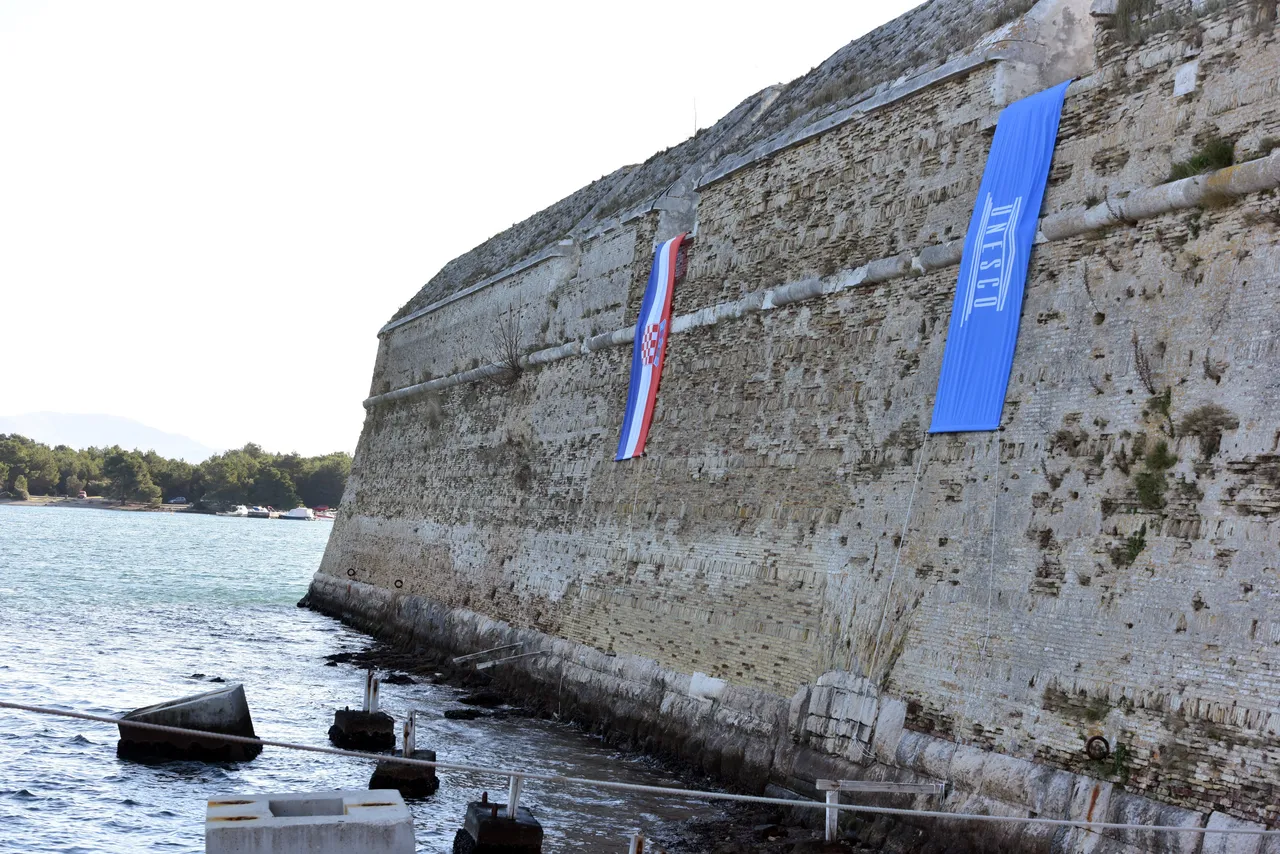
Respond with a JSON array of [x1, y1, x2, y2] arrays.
[[867, 431, 931, 684]]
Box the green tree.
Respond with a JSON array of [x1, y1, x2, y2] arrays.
[[0, 435, 59, 495], [66, 474, 86, 496], [13, 474, 29, 501], [249, 465, 301, 510], [20, 441, 58, 495], [0, 461, 8, 493], [145, 452, 195, 501], [195, 449, 259, 506], [297, 452, 352, 507], [103, 451, 162, 504]]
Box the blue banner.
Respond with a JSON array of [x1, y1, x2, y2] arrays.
[[929, 81, 1070, 433]]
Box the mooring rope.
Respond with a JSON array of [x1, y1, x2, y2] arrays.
[[0, 700, 1276, 836]]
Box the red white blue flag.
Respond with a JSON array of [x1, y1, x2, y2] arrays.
[[616, 233, 687, 460]]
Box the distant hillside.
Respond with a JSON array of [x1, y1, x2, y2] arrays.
[[0, 413, 220, 462]]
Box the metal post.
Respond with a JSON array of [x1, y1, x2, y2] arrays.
[[363, 670, 379, 714], [506, 775, 523, 819], [825, 788, 839, 842], [403, 712, 415, 758], [628, 831, 645, 853]]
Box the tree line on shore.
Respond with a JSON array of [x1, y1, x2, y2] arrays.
[[0, 434, 351, 510]]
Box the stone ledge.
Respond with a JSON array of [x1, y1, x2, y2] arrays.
[[363, 151, 1280, 411]]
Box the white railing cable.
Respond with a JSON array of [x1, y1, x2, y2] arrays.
[[1, 700, 1277, 838]]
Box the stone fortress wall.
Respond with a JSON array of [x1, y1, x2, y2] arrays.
[[311, 1, 1280, 849]]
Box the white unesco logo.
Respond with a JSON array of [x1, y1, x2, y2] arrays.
[[961, 193, 1023, 326]]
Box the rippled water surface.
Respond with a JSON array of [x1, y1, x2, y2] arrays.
[[0, 505, 716, 852]]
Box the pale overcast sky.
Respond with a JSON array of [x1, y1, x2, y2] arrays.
[[1, 0, 919, 457]]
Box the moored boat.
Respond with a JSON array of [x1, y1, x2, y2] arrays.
[[279, 507, 316, 521], [218, 505, 250, 517], [246, 506, 276, 519]]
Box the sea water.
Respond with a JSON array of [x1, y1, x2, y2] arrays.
[[0, 505, 716, 852]]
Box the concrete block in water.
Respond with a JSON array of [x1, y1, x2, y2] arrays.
[[205, 789, 413, 853], [328, 708, 396, 751], [453, 799, 543, 853], [117, 682, 261, 762], [368, 748, 439, 799]]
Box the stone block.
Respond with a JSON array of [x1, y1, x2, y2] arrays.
[[117, 683, 261, 763], [689, 671, 727, 701], [979, 752, 1038, 807], [368, 749, 439, 799], [948, 744, 989, 793], [1202, 812, 1266, 854], [1099, 790, 1203, 854], [871, 697, 906, 765], [205, 789, 413, 854], [1174, 60, 1199, 97]]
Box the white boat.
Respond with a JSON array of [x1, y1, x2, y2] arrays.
[[279, 507, 316, 521], [247, 506, 276, 519], [218, 505, 250, 517]]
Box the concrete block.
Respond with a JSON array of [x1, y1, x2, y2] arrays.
[[205, 789, 413, 853], [328, 709, 396, 752], [369, 749, 439, 799], [456, 798, 543, 853], [117, 683, 261, 763]]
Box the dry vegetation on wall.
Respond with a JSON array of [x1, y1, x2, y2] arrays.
[[485, 310, 525, 389]]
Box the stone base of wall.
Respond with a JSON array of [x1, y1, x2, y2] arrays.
[[305, 574, 1267, 854]]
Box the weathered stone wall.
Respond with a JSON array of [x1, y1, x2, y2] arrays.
[[314, 0, 1280, 846]]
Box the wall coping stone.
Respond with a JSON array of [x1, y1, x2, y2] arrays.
[[697, 39, 1049, 191], [379, 239, 577, 337]]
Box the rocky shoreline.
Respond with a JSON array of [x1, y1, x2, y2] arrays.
[[312, 635, 876, 853]]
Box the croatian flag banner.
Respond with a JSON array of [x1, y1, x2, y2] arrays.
[[616, 233, 687, 460], [930, 80, 1070, 433]]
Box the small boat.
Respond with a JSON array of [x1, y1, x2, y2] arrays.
[[279, 507, 316, 521], [246, 506, 276, 519], [218, 505, 250, 517], [315, 510, 336, 521]]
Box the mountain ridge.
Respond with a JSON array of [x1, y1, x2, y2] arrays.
[[0, 413, 221, 462]]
